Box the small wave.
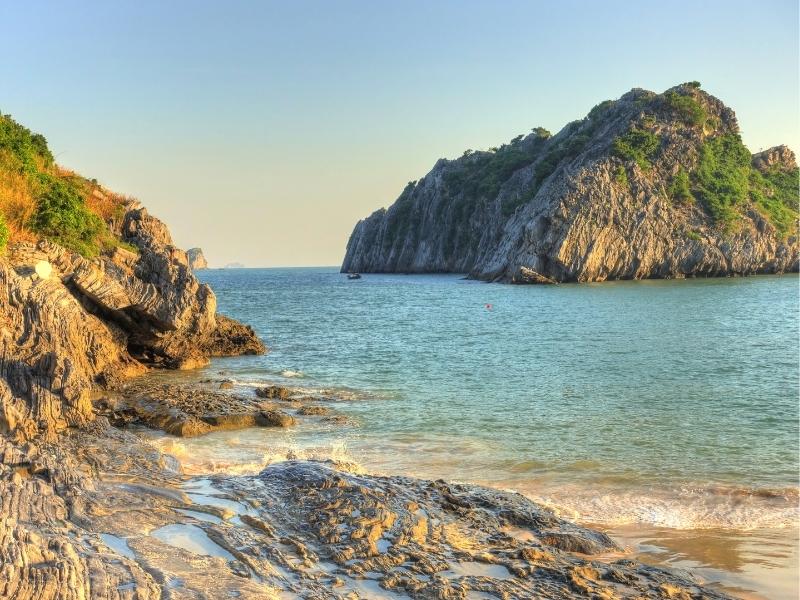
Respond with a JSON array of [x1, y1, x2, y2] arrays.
[[525, 483, 800, 530], [280, 370, 304, 378], [210, 377, 377, 401], [147, 434, 365, 477]]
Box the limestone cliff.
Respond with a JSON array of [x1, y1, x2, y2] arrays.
[[187, 247, 208, 270], [342, 83, 799, 282]]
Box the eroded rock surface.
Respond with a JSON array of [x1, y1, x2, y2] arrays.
[[0, 424, 733, 600], [101, 379, 322, 436]]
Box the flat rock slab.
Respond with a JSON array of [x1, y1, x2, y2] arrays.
[[99, 380, 331, 436]]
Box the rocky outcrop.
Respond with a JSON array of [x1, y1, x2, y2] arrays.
[[342, 84, 799, 282], [0, 202, 265, 440], [187, 247, 208, 270], [95, 378, 343, 436], [752, 144, 796, 172], [0, 423, 733, 599]]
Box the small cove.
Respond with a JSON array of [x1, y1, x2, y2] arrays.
[[134, 268, 800, 598]]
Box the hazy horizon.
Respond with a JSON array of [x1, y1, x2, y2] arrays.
[[2, 0, 798, 267]]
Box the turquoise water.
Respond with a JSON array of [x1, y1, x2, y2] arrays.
[[187, 268, 799, 534]]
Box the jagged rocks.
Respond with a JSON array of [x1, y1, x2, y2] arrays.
[[98, 378, 318, 435], [752, 145, 796, 172], [0, 257, 144, 440], [201, 314, 267, 357]]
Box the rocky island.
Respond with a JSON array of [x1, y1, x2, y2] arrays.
[[0, 113, 736, 598], [187, 247, 208, 270], [342, 83, 799, 282]]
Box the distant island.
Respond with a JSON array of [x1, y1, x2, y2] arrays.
[[223, 261, 245, 268], [342, 83, 799, 283], [186, 247, 208, 270]]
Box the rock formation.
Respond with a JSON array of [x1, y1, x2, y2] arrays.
[[342, 84, 799, 282], [187, 247, 208, 270], [0, 200, 265, 441]]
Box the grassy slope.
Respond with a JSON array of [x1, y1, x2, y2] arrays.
[[0, 112, 133, 256]]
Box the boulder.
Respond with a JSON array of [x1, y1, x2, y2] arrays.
[[255, 385, 292, 400], [257, 410, 296, 427]]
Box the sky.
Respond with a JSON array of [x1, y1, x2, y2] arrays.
[[1, 1, 797, 267]]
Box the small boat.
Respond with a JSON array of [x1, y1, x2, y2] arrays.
[[347, 273, 362, 280]]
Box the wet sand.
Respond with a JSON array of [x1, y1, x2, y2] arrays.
[[605, 525, 799, 599]]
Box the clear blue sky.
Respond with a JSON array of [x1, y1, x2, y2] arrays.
[[1, 0, 797, 266]]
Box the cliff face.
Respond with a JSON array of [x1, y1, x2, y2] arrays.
[[342, 84, 799, 282], [0, 202, 264, 441], [187, 247, 208, 270]]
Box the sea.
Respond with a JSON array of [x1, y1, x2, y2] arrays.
[[140, 267, 799, 599]]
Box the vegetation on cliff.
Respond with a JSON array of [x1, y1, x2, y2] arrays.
[[0, 112, 131, 256]]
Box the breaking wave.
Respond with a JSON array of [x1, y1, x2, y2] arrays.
[[148, 434, 365, 477], [525, 483, 800, 530]]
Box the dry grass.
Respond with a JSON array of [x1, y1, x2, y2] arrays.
[[1, 159, 130, 247], [85, 187, 128, 222], [0, 165, 38, 244], [56, 166, 129, 223]]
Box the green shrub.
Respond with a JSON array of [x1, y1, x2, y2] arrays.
[[687, 134, 798, 234], [685, 230, 702, 241], [614, 165, 628, 186], [663, 91, 706, 127], [612, 128, 660, 171], [686, 81, 702, 89], [0, 213, 8, 252], [749, 166, 799, 237], [445, 132, 549, 208], [0, 113, 54, 173], [693, 134, 751, 227], [29, 174, 105, 257], [668, 169, 693, 203], [531, 127, 551, 139], [383, 181, 416, 247], [588, 100, 614, 121]]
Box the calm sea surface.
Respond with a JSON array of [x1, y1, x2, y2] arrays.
[[151, 268, 799, 598]]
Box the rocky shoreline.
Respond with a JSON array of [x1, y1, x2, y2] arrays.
[[0, 382, 736, 600], [0, 202, 736, 598], [0, 371, 737, 599]]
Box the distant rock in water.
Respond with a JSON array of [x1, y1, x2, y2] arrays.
[[224, 262, 245, 268], [186, 247, 208, 270], [342, 83, 799, 283]]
